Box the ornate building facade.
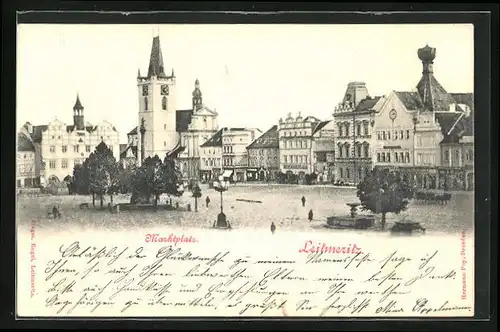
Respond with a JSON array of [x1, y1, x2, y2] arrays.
[[246, 125, 279, 181], [333, 83, 385, 185], [19, 94, 120, 186], [311, 120, 336, 183], [278, 113, 320, 183]]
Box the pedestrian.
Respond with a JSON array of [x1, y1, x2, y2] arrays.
[[308, 209, 314, 222], [206, 196, 210, 208], [301, 196, 306, 207], [270, 222, 276, 235]]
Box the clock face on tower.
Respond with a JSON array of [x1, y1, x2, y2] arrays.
[[142, 85, 148, 96], [161, 84, 169, 95]]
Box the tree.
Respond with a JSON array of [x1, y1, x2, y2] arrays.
[[129, 155, 184, 205], [87, 142, 121, 207], [191, 183, 202, 212], [356, 168, 414, 230]]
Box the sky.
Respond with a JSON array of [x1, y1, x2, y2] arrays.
[[17, 24, 474, 142]]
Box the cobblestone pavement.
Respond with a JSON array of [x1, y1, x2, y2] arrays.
[[17, 185, 473, 234]]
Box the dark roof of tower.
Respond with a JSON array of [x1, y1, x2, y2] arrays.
[[17, 133, 35, 152], [246, 125, 279, 149], [147, 36, 166, 78], [73, 94, 84, 110], [200, 128, 225, 148], [394, 91, 424, 110], [416, 70, 456, 112], [176, 109, 194, 132]]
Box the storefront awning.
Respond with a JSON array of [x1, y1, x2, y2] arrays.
[[222, 170, 234, 178]]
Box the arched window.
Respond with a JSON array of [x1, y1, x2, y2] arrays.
[[338, 123, 343, 137], [345, 143, 350, 158], [363, 143, 369, 158], [338, 143, 343, 157], [144, 97, 148, 111], [162, 96, 167, 110]]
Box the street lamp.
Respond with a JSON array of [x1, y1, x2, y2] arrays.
[[213, 175, 230, 228]]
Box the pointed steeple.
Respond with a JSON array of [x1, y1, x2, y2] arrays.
[[147, 36, 165, 78], [192, 79, 203, 110], [73, 93, 84, 111], [137, 68, 141, 78], [171, 68, 175, 77]]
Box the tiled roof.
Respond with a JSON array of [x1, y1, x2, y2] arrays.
[[436, 112, 469, 143], [246, 125, 278, 149], [120, 145, 138, 159], [354, 97, 381, 112], [394, 91, 424, 110], [128, 127, 138, 135], [17, 133, 35, 152], [416, 73, 456, 112], [450, 93, 474, 112], [176, 109, 193, 132], [312, 121, 331, 136], [200, 128, 225, 147], [30, 125, 48, 142]]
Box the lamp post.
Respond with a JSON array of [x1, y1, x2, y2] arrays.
[[213, 175, 230, 228]]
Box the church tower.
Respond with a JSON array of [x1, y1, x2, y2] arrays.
[[73, 93, 85, 130], [192, 79, 203, 110], [137, 35, 178, 164]]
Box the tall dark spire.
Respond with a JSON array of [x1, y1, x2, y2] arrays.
[[192, 79, 203, 110], [73, 93, 85, 130], [147, 36, 165, 78]]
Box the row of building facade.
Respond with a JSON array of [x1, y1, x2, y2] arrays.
[[17, 36, 474, 191]]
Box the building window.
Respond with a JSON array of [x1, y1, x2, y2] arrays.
[[364, 144, 369, 158], [62, 145, 67, 153], [387, 131, 391, 140], [399, 152, 404, 163], [305, 155, 308, 164], [346, 168, 350, 179], [381, 153, 386, 162], [284, 155, 288, 163], [382, 132, 386, 140], [49, 160, 56, 169], [395, 152, 399, 162], [363, 122, 369, 136], [356, 124, 361, 137], [144, 97, 148, 111], [406, 130, 410, 139], [339, 145, 343, 158], [338, 125, 343, 137], [444, 150, 449, 161], [357, 145, 362, 157], [386, 153, 391, 163], [50, 146, 55, 153], [345, 145, 350, 158], [162, 96, 167, 110], [405, 152, 410, 163], [86, 145, 91, 152], [62, 159, 68, 168], [340, 168, 344, 178], [74, 145, 79, 153]]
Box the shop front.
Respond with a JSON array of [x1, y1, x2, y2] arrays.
[[438, 167, 467, 191], [246, 168, 259, 182], [234, 169, 246, 182], [199, 170, 212, 183], [221, 169, 234, 183]]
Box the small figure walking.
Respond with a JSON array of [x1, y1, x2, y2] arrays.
[[270, 222, 276, 235], [301, 196, 306, 207], [308, 209, 314, 222], [52, 205, 61, 219], [206, 196, 211, 208]]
